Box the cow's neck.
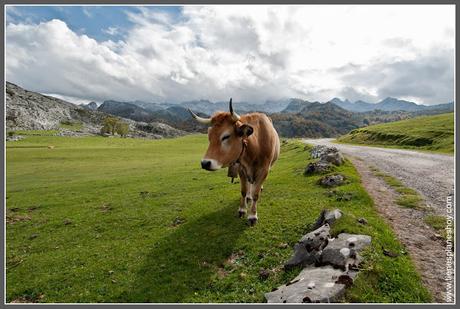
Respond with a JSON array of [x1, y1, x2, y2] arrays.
[[238, 139, 258, 184]]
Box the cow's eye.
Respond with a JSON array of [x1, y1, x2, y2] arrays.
[[221, 135, 230, 141]]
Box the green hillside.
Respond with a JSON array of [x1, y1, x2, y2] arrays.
[[6, 135, 430, 303], [337, 113, 454, 153]]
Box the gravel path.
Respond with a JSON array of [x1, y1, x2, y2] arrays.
[[303, 138, 455, 302], [348, 158, 451, 303], [303, 138, 454, 216]]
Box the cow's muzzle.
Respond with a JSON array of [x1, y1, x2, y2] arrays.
[[201, 159, 221, 171], [201, 160, 212, 170]]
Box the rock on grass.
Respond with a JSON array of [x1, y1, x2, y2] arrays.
[[304, 161, 332, 175], [318, 174, 345, 187]]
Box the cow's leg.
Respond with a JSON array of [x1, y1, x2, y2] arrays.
[[247, 169, 269, 226], [238, 172, 249, 218], [247, 183, 262, 226]]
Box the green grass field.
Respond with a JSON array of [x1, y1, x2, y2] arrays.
[[9, 130, 59, 136], [337, 113, 454, 154], [6, 135, 431, 303]]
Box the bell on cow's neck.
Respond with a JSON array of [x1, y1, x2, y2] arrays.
[[227, 162, 240, 183]]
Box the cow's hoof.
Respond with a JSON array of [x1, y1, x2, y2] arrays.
[[238, 210, 246, 218], [248, 217, 258, 226]]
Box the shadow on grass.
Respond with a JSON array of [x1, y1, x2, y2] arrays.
[[118, 201, 246, 302]]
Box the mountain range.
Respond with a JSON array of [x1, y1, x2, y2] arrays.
[[329, 97, 453, 113], [6, 81, 455, 138], [273, 98, 453, 137], [90, 96, 453, 120], [92, 96, 453, 138], [271, 102, 361, 137]]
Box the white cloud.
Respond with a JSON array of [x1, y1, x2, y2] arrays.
[[102, 26, 119, 36], [5, 5, 455, 105], [43, 93, 95, 105]]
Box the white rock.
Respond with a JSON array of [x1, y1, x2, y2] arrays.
[[340, 248, 350, 257], [346, 237, 358, 246]]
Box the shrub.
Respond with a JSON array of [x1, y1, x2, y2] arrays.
[[60, 120, 74, 126], [115, 122, 129, 137], [100, 117, 129, 137], [101, 117, 119, 135]]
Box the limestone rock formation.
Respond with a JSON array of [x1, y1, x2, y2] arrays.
[[6, 82, 186, 139], [266, 209, 372, 303]]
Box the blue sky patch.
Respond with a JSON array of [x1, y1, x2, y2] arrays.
[[6, 5, 183, 42]]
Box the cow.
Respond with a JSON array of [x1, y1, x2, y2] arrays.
[[188, 98, 280, 226]]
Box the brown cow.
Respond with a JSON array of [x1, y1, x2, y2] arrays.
[[189, 98, 280, 225]]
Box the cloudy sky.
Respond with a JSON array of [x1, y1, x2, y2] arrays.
[[5, 5, 455, 105]]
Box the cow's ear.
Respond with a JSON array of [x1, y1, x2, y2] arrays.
[[237, 124, 253, 137]]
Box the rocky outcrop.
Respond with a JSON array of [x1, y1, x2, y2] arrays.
[[134, 121, 185, 138], [320, 234, 371, 271], [321, 151, 344, 166], [284, 224, 331, 270], [304, 161, 332, 175], [6, 82, 186, 139], [305, 145, 345, 175], [318, 174, 346, 187], [6, 135, 25, 141], [311, 145, 344, 165], [266, 266, 357, 303], [6, 82, 85, 131], [265, 209, 372, 303], [311, 145, 333, 159]]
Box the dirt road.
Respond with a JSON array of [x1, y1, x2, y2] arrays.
[[303, 138, 455, 302], [303, 138, 454, 216]]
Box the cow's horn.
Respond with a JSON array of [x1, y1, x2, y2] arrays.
[[188, 109, 212, 125], [229, 98, 240, 122]]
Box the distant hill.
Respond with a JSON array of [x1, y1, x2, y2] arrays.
[[82, 101, 98, 110], [281, 99, 314, 113], [337, 113, 454, 153], [330, 98, 375, 112], [270, 100, 454, 138], [376, 97, 433, 112], [130, 100, 173, 112], [6, 82, 185, 138], [99, 98, 290, 132], [152, 106, 193, 122], [179, 99, 290, 114], [98, 100, 154, 122], [298, 102, 362, 132], [330, 97, 453, 113], [272, 102, 363, 138], [151, 105, 209, 132], [259, 99, 292, 113], [179, 99, 225, 115]]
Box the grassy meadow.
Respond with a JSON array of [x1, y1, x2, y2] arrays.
[[337, 113, 454, 154], [6, 134, 431, 303]]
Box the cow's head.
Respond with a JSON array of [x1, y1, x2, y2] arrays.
[[189, 98, 253, 171]]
